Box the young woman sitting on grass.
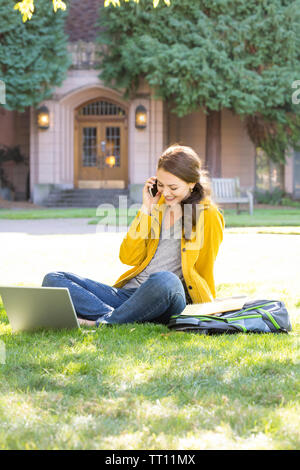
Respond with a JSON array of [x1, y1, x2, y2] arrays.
[[42, 144, 225, 327]]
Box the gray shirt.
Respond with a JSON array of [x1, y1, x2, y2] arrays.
[[123, 211, 192, 303]]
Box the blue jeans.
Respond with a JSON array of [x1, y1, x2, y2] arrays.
[[41, 271, 187, 327]]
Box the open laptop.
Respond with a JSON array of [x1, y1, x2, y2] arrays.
[[0, 286, 80, 332]]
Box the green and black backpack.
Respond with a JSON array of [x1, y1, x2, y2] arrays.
[[168, 299, 292, 335]]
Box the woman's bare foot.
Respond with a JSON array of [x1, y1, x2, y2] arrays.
[[78, 318, 96, 327]]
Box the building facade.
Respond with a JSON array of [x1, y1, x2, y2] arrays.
[[0, 0, 299, 204]]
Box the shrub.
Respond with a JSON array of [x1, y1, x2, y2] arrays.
[[255, 188, 285, 205]]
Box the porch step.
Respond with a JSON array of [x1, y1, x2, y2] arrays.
[[43, 188, 133, 208]]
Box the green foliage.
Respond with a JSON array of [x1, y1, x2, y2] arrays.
[[0, 145, 28, 191], [281, 197, 300, 208], [255, 189, 300, 207], [97, 0, 300, 163], [255, 188, 286, 205], [0, 0, 71, 111]]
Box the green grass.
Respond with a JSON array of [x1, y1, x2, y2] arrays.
[[0, 208, 98, 219], [0, 282, 299, 450], [88, 207, 300, 229], [1, 207, 300, 228], [0, 208, 299, 449], [222, 208, 300, 227]]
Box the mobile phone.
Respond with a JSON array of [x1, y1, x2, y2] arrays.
[[149, 179, 158, 198]]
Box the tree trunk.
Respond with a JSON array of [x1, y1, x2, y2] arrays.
[[205, 109, 222, 177]]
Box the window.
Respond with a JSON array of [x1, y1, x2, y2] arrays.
[[294, 151, 300, 198], [82, 127, 97, 167], [78, 101, 125, 117], [105, 127, 121, 167], [255, 148, 284, 192]]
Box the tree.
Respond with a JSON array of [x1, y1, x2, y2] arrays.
[[97, 0, 300, 174], [0, 0, 71, 111]]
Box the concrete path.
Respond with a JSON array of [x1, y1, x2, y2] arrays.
[[0, 218, 128, 235]]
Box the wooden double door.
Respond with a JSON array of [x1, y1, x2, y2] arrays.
[[74, 118, 128, 188]]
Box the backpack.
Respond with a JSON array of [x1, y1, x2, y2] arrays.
[[167, 299, 292, 335]]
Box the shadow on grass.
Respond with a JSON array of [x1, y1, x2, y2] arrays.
[[1, 321, 298, 416]]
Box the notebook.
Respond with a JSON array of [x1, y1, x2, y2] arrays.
[[180, 295, 250, 316]]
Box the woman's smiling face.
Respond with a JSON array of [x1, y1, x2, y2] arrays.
[[156, 169, 195, 206]]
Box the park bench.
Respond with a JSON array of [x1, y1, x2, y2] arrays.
[[211, 177, 254, 215]]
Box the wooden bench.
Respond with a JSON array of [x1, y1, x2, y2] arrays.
[[212, 177, 254, 215]]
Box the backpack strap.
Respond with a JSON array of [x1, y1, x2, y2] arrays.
[[256, 308, 285, 333]]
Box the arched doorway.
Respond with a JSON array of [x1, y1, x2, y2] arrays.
[[74, 98, 128, 188]]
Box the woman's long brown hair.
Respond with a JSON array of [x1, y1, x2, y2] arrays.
[[157, 144, 212, 240]]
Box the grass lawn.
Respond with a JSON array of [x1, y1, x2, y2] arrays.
[[0, 210, 299, 449], [0, 208, 98, 220], [0, 282, 299, 450], [88, 208, 300, 229], [1, 206, 300, 228]]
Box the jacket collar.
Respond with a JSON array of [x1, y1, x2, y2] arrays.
[[150, 195, 210, 246]]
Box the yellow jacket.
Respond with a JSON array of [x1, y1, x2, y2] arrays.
[[113, 195, 225, 303]]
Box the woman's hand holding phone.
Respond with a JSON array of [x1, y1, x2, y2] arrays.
[[141, 176, 161, 214]]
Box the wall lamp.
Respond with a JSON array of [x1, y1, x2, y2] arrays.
[[135, 104, 147, 129], [37, 105, 50, 130]]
